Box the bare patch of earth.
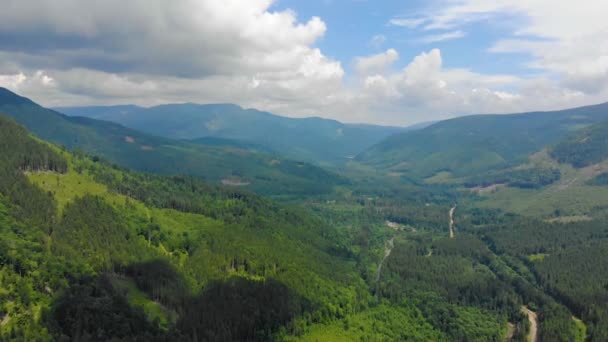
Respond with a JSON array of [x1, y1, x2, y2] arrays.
[[221, 179, 251, 186], [469, 183, 507, 195]]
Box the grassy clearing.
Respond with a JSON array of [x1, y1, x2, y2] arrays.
[[528, 253, 549, 262], [479, 185, 608, 218], [478, 151, 608, 218], [294, 304, 443, 342], [27, 158, 151, 219], [544, 215, 592, 223], [108, 274, 176, 330], [28, 170, 109, 211], [572, 316, 587, 342], [424, 171, 460, 184]]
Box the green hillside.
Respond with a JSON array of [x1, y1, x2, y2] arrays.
[[551, 120, 608, 167], [474, 149, 608, 219], [55, 103, 407, 165], [3, 114, 608, 340], [0, 87, 345, 197], [470, 119, 608, 220], [0, 115, 370, 340], [358, 102, 608, 179]]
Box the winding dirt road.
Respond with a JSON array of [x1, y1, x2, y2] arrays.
[[449, 206, 456, 239], [375, 237, 394, 284], [522, 306, 539, 342]]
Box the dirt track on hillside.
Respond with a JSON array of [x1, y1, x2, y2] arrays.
[[449, 206, 456, 238], [522, 306, 538, 342]]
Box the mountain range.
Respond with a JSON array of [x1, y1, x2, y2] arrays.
[[56, 104, 409, 165], [0, 87, 346, 197], [357, 102, 608, 179], [2, 87, 608, 340]]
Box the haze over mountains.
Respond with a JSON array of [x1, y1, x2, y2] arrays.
[[0, 87, 346, 197], [7, 86, 608, 194], [56, 104, 407, 165]]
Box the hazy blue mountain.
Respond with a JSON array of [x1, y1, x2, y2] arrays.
[[55, 103, 407, 164], [358, 102, 608, 178], [0, 87, 346, 196]]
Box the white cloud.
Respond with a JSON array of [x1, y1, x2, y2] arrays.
[[368, 34, 387, 48], [0, 0, 333, 78], [388, 18, 426, 29], [338, 48, 606, 125], [354, 49, 399, 75], [420, 30, 466, 43], [416, 0, 608, 94], [0, 0, 607, 126], [0, 0, 345, 115]]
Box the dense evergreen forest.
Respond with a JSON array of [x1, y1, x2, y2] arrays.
[[0, 116, 369, 340], [464, 167, 561, 189], [2, 97, 608, 342], [551, 120, 608, 168]]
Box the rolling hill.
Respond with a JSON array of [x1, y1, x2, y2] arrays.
[[357, 102, 608, 180], [2, 108, 607, 341], [0, 87, 345, 197], [55, 103, 408, 164], [0, 115, 372, 340]]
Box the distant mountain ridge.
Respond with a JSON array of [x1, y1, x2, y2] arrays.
[[55, 103, 409, 164], [358, 102, 608, 179], [0, 87, 346, 196]]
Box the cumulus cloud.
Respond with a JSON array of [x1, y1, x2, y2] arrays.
[[417, 0, 608, 94], [0, 0, 334, 77], [0, 0, 607, 126], [354, 49, 399, 75], [0, 0, 345, 114]]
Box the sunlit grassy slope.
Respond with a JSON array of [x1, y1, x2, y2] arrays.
[[477, 150, 608, 218], [358, 102, 608, 178]]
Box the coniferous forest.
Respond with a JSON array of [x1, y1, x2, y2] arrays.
[[2, 86, 608, 340]]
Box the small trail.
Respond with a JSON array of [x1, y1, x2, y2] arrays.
[[522, 306, 539, 342], [375, 237, 394, 283], [0, 313, 10, 327], [505, 323, 516, 340], [449, 206, 456, 239]]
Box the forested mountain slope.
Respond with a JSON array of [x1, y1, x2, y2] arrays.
[[2, 114, 608, 341], [0, 115, 369, 340], [551, 119, 608, 168], [55, 103, 407, 164], [472, 120, 608, 219], [357, 102, 608, 179], [0, 88, 345, 197]]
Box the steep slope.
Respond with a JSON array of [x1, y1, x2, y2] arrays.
[[471, 120, 608, 218], [472, 120, 608, 219], [358, 102, 608, 179], [55, 103, 407, 164], [0, 115, 369, 340], [550, 119, 608, 168], [0, 88, 345, 196]]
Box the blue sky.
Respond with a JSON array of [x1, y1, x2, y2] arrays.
[[0, 0, 607, 125], [274, 0, 527, 78]]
